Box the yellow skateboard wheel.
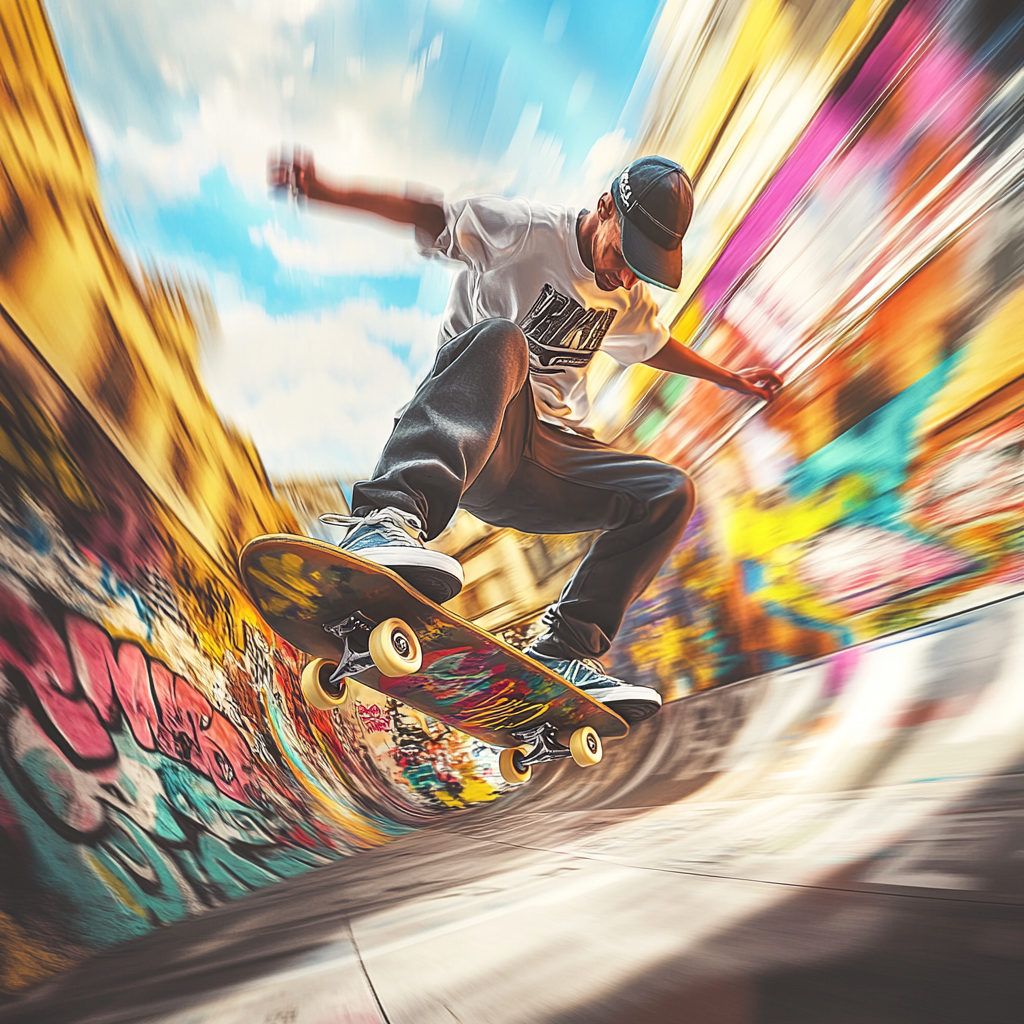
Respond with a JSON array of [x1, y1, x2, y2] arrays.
[[569, 726, 602, 767], [300, 657, 349, 710], [499, 746, 532, 784], [369, 617, 422, 676]]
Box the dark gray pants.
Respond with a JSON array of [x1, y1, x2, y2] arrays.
[[351, 318, 695, 658]]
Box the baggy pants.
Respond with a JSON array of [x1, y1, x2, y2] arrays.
[[351, 318, 695, 659]]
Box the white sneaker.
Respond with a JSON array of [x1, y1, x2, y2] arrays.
[[320, 507, 464, 603], [525, 647, 663, 724]]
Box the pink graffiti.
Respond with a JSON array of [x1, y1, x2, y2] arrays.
[[356, 703, 390, 734], [0, 583, 259, 805]]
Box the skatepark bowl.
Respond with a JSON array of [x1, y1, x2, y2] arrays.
[[4, 0, 1024, 1020], [4, 594, 1024, 1023]]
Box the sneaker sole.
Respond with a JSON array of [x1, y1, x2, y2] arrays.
[[600, 698, 662, 724], [352, 546, 464, 604], [585, 685, 663, 724]]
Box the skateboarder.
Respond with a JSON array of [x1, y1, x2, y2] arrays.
[[268, 150, 781, 722]]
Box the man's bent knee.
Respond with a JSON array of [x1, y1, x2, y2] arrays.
[[471, 317, 528, 360], [657, 465, 696, 523], [438, 318, 528, 383]]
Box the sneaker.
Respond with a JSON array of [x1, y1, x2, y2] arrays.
[[320, 508, 464, 604], [525, 647, 663, 724]]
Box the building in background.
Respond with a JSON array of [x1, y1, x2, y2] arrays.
[[0, 0, 297, 571], [434, 511, 594, 645], [272, 475, 350, 541]]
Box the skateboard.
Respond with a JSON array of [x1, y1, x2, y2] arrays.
[[239, 535, 629, 783]]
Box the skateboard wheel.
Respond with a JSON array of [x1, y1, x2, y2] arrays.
[[300, 658, 349, 710], [499, 747, 532, 785], [369, 617, 422, 676], [569, 726, 602, 767]]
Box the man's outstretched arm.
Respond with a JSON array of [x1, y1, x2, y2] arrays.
[[268, 149, 446, 239], [643, 336, 783, 402]]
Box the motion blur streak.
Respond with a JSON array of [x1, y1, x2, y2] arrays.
[[594, 0, 1024, 698], [1, 0, 1024, 1020]]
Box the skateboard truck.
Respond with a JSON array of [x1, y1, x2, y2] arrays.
[[322, 613, 375, 682], [509, 722, 573, 768], [500, 720, 603, 784]]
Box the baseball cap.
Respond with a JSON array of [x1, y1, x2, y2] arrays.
[[611, 156, 693, 290]]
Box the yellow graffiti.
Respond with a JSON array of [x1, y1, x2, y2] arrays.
[[84, 851, 148, 918], [0, 909, 73, 992], [723, 476, 872, 561], [756, 541, 852, 625], [166, 540, 244, 665], [417, 618, 454, 645], [458, 776, 500, 802], [460, 683, 551, 730]]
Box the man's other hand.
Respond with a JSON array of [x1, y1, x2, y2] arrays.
[[733, 368, 783, 402]]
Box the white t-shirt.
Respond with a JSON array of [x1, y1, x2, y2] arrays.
[[415, 196, 669, 431]]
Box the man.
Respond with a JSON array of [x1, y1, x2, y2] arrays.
[[268, 151, 781, 722]]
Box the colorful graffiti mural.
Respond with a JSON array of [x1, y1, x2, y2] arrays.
[[608, 0, 1024, 695], [2, 0, 1023, 1000], [0, 321, 505, 993], [0, 0, 506, 995]]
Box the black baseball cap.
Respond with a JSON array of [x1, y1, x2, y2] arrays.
[[612, 156, 693, 290]]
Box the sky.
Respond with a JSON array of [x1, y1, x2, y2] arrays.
[[45, 0, 665, 479]]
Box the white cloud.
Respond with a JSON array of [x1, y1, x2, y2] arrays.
[[544, 0, 570, 44], [83, 107, 218, 201], [203, 298, 441, 477], [158, 55, 187, 94], [63, 0, 608, 212], [232, 0, 326, 26], [572, 128, 632, 209], [70, 1, 451, 209]]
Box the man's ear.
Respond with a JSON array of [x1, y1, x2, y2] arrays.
[[597, 191, 616, 219]]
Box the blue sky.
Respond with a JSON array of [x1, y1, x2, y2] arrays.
[[46, 0, 664, 476]]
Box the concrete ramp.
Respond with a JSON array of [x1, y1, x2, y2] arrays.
[[7, 595, 1024, 1023]]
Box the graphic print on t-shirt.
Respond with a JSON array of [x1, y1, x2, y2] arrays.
[[518, 283, 617, 375]]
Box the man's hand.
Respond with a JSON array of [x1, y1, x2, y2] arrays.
[[643, 339, 783, 402], [268, 148, 317, 200], [732, 367, 783, 402], [264, 147, 445, 237]]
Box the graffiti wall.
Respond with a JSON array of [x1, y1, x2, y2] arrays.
[[0, 0, 504, 996], [0, 312, 506, 994], [607, 0, 1024, 695]]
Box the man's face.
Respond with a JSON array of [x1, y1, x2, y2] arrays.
[[592, 192, 638, 292]]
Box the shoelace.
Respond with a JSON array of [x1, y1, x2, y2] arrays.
[[533, 649, 606, 674], [319, 508, 425, 541], [541, 654, 620, 687]]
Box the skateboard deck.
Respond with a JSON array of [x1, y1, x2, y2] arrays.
[[239, 535, 628, 770]]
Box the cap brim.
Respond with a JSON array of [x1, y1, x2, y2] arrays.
[[620, 213, 682, 290]]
